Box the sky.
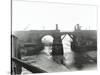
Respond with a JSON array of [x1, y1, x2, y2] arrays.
[[12, 0, 97, 32]]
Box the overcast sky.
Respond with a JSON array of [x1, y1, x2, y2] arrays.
[[12, 0, 97, 32]]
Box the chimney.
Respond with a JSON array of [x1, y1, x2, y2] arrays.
[[56, 24, 59, 30]]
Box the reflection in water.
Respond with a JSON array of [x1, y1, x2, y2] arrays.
[[21, 34, 97, 74]]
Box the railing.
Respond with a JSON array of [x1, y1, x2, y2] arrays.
[[11, 57, 47, 74]]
